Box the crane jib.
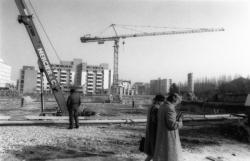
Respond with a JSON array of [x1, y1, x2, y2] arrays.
[[37, 48, 57, 87]]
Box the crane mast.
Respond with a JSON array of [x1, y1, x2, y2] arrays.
[[15, 0, 68, 115], [80, 25, 224, 94]]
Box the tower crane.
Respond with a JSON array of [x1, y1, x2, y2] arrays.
[[80, 24, 224, 94]]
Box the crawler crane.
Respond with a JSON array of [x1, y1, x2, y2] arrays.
[[15, 0, 68, 115]]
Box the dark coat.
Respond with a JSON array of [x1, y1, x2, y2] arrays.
[[153, 102, 183, 161], [144, 105, 159, 156], [67, 92, 81, 110]]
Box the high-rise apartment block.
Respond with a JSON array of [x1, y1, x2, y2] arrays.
[[187, 73, 194, 93], [0, 58, 12, 87], [81, 63, 111, 95], [18, 66, 37, 94], [150, 78, 172, 95]]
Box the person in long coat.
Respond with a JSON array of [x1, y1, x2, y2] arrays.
[[67, 88, 81, 129], [153, 93, 183, 161], [144, 94, 165, 161]]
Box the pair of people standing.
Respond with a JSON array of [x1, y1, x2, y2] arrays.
[[144, 93, 183, 161]]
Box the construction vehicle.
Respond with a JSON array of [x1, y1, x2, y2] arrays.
[[80, 24, 224, 96], [14, 0, 68, 115]]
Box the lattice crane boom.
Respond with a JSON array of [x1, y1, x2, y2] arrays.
[[80, 27, 224, 43]]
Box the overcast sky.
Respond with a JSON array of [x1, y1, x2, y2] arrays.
[[1, 0, 250, 83]]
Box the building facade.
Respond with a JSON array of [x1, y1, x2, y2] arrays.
[[117, 80, 135, 96], [187, 73, 194, 93], [81, 62, 111, 95], [133, 82, 150, 95], [18, 59, 112, 94], [36, 60, 76, 93], [18, 66, 37, 94], [150, 78, 172, 95], [0, 58, 12, 87]]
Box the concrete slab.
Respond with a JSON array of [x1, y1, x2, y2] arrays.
[[25, 116, 87, 120], [0, 118, 147, 126], [0, 116, 11, 120], [0, 114, 244, 126]]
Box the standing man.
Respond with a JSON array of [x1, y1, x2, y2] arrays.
[[132, 97, 135, 109], [67, 88, 81, 129], [20, 95, 24, 107], [153, 93, 183, 161]]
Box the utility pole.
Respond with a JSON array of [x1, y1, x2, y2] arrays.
[[40, 71, 45, 115]]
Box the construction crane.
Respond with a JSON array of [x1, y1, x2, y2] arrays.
[[15, 0, 68, 115], [80, 24, 224, 93]]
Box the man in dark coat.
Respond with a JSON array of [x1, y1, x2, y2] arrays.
[[144, 94, 165, 161], [67, 88, 81, 129], [153, 93, 183, 161]]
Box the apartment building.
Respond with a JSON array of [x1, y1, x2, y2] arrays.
[[36, 60, 76, 92], [133, 82, 150, 95], [150, 78, 172, 95], [0, 58, 12, 87], [18, 59, 112, 94], [18, 66, 37, 94], [81, 63, 111, 95], [19, 60, 76, 94]]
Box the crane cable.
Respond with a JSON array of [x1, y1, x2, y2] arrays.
[[115, 24, 195, 30], [93, 24, 198, 38], [116, 25, 148, 34], [27, 0, 62, 62]]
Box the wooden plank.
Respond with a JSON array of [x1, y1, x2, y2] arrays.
[[206, 156, 224, 161]]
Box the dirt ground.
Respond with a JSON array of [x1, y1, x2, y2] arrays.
[[0, 98, 250, 161], [1, 124, 250, 161]]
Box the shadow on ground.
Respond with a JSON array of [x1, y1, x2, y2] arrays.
[[10, 145, 114, 161], [43, 124, 71, 130], [179, 123, 250, 151]]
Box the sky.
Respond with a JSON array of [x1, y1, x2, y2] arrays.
[[1, 0, 250, 84]]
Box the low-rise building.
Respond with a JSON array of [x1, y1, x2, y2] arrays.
[[117, 80, 135, 96]]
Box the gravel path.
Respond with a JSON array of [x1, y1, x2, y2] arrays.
[[1, 124, 250, 161]]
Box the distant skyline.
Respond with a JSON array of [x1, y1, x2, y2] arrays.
[[1, 0, 250, 83]]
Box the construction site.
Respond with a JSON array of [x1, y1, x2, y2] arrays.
[[1, 0, 250, 161]]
